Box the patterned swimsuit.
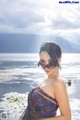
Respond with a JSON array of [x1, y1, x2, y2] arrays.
[[28, 87, 59, 120]]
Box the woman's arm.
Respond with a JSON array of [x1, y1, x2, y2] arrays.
[[40, 81, 71, 120]]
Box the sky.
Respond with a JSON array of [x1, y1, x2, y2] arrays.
[[0, 0, 80, 43]]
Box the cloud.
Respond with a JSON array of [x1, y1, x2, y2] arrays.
[[1, 11, 43, 28], [0, 0, 80, 38]]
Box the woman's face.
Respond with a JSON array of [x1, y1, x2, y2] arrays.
[[39, 51, 59, 79]]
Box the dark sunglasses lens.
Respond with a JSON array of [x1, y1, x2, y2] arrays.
[[41, 63, 45, 68], [38, 61, 55, 69], [48, 61, 55, 67]]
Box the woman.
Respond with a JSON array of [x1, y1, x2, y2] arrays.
[[20, 42, 71, 120]]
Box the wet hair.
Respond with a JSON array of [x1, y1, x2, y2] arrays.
[[39, 42, 62, 69]]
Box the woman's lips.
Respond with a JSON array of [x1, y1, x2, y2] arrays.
[[45, 70, 50, 73]]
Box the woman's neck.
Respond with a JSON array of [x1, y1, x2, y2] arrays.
[[48, 76, 58, 81]]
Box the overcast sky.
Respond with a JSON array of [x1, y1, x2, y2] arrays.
[[0, 0, 80, 43]]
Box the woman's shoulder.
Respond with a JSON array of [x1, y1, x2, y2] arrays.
[[54, 79, 66, 89]]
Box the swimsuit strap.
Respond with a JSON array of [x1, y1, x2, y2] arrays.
[[36, 87, 58, 104]]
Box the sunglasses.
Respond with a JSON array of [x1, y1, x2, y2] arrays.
[[38, 60, 56, 69]]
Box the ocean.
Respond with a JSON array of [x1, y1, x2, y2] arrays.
[[0, 53, 80, 120]]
